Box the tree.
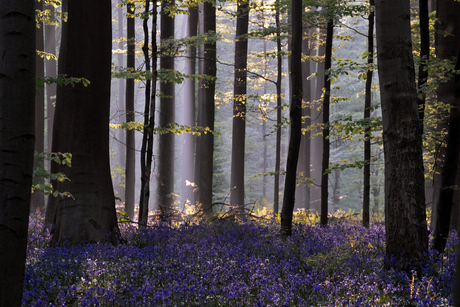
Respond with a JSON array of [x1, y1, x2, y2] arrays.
[[296, 19, 313, 211], [31, 0, 45, 213], [158, 0, 175, 218], [46, 0, 120, 245], [180, 5, 198, 208], [230, 0, 249, 214], [0, 0, 35, 305], [375, 0, 428, 268], [139, 0, 157, 225], [273, 0, 282, 215], [417, 0, 429, 130], [45, 2, 57, 157], [363, 0, 375, 228], [431, 0, 460, 253], [432, 51, 460, 253], [196, 0, 216, 213], [280, 0, 302, 237], [125, 0, 136, 219], [320, 12, 334, 226]]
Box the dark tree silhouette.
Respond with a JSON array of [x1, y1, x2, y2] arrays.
[[280, 0, 302, 237], [230, 0, 249, 214], [375, 0, 428, 268], [46, 0, 120, 245], [0, 0, 35, 305]]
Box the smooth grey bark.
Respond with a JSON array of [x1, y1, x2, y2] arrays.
[[320, 17, 333, 226], [0, 1, 35, 305], [47, 0, 120, 245], [296, 19, 313, 210], [125, 1, 136, 218], [230, 0, 249, 214], [31, 0, 45, 213], [139, 0, 157, 225], [158, 0, 175, 219], [363, 0, 374, 228], [310, 27, 326, 213], [375, 0, 428, 269], [280, 0, 302, 237], [196, 1, 216, 213], [180, 5, 198, 208]]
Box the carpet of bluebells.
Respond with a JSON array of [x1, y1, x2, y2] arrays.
[[23, 213, 457, 306]]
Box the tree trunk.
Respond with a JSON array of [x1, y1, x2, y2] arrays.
[[432, 51, 460, 253], [363, 0, 375, 228], [139, 0, 157, 225], [116, 2, 126, 202], [320, 18, 333, 226], [31, 0, 45, 213], [280, 0, 302, 237], [45, 3, 56, 156], [375, 0, 428, 269], [0, 1, 35, 305], [417, 0, 429, 130], [125, 1, 136, 219], [197, 1, 216, 213], [180, 5, 198, 208], [273, 0, 282, 215], [310, 26, 326, 213], [47, 0, 120, 245], [297, 18, 313, 211], [431, 0, 460, 243], [158, 0, 175, 219], [230, 0, 249, 215]]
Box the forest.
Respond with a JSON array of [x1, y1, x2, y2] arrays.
[[1, 0, 460, 306]]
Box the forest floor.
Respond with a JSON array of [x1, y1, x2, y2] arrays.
[[23, 212, 456, 306]]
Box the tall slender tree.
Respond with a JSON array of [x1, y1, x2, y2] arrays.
[[196, 0, 216, 213], [0, 0, 35, 305], [363, 0, 375, 228], [139, 0, 157, 225], [46, 0, 120, 245], [45, 2, 57, 155], [125, 0, 136, 219], [180, 5, 198, 208], [280, 0, 302, 237], [230, 0, 249, 214], [320, 13, 334, 226], [431, 0, 460, 252], [273, 0, 282, 215], [375, 0, 428, 268], [158, 0, 175, 218], [31, 0, 45, 213]]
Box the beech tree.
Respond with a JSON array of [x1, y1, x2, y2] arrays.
[[31, 0, 45, 213], [363, 0, 375, 228], [139, 0, 157, 225], [230, 0, 249, 213], [158, 0, 175, 218], [0, 0, 35, 304], [273, 0, 282, 215], [180, 5, 198, 207], [196, 0, 216, 213], [125, 0, 136, 219], [375, 0, 428, 268], [320, 12, 334, 226], [431, 0, 460, 253], [46, 0, 120, 245], [280, 0, 302, 236]]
